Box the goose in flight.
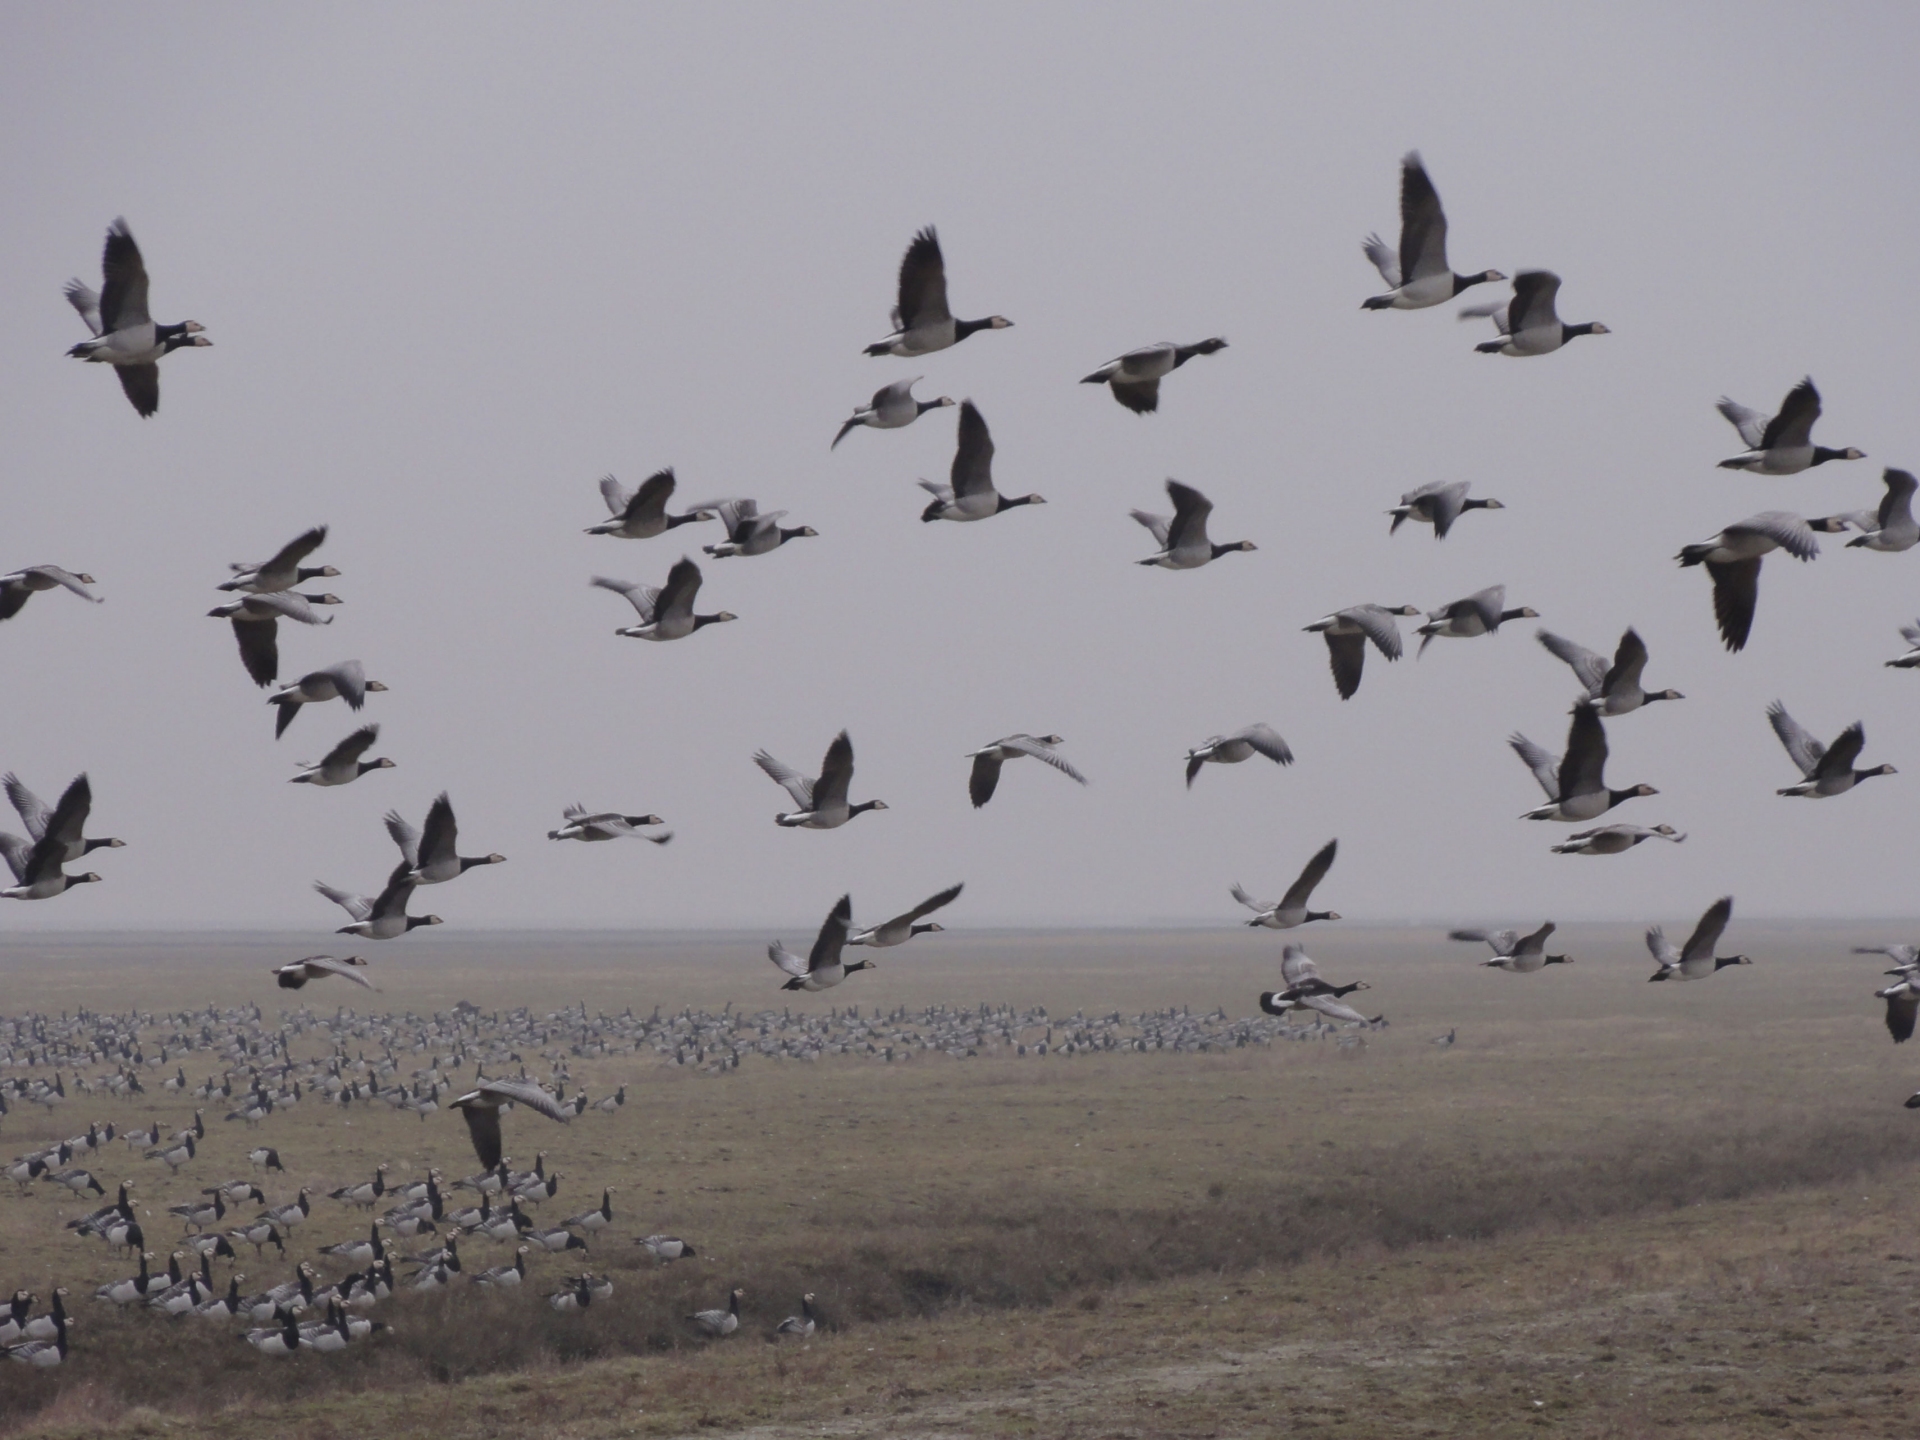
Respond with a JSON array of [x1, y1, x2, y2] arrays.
[[1081, 338, 1227, 414], [1416, 585, 1537, 654], [1264, 943, 1368, 1002], [1887, 620, 1920, 669], [754, 730, 887, 828], [547, 805, 669, 843], [1836, 469, 1919, 552], [1231, 838, 1340, 930], [1646, 896, 1749, 981], [1716, 378, 1864, 474], [1550, 823, 1684, 855], [1185, 725, 1293, 787], [966, 734, 1086, 808], [848, 883, 963, 947], [290, 725, 393, 787], [0, 836, 100, 902], [864, 227, 1010, 356], [833, 378, 954, 448], [1387, 481, 1503, 539], [584, 470, 717, 539], [0, 566, 102, 622], [314, 860, 442, 939], [1535, 628, 1682, 715], [1463, 271, 1608, 356], [269, 661, 387, 739], [919, 401, 1044, 522], [767, 894, 868, 992], [1361, 153, 1504, 310], [0, 774, 110, 900], [1303, 605, 1421, 699], [593, 559, 736, 640], [451, 1077, 571, 1170], [1451, 923, 1570, 972], [64, 218, 209, 416], [210, 591, 341, 688], [1510, 705, 1658, 821], [385, 793, 505, 881], [271, 955, 375, 991], [1767, 703, 1896, 798], [701, 499, 817, 558], [1874, 975, 1919, 1044], [1131, 480, 1256, 568], [4, 773, 123, 862], [1676, 511, 1846, 653], [218, 527, 336, 594], [1258, 989, 1374, 1026]]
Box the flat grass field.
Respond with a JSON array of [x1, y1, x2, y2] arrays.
[[2, 923, 1918, 1438]]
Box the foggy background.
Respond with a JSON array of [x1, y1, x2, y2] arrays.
[[2, 3, 1915, 935]]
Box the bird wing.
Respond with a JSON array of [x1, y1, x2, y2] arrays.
[[116, 365, 160, 417], [64, 279, 104, 336], [714, 499, 758, 537], [1279, 838, 1338, 912], [1279, 945, 1320, 988], [384, 810, 422, 869], [1509, 734, 1562, 801], [456, 1106, 504, 1171], [808, 894, 854, 972], [326, 660, 369, 708], [1555, 705, 1609, 801], [1602, 628, 1650, 694], [98, 219, 151, 331], [812, 732, 855, 811], [1679, 896, 1734, 965], [1813, 722, 1866, 781], [766, 942, 808, 980], [999, 735, 1087, 784], [1235, 724, 1294, 766], [626, 469, 676, 522], [1759, 378, 1820, 452], [1464, 586, 1506, 629], [597, 475, 631, 516], [1162, 481, 1213, 553], [230, 618, 280, 688], [1397, 151, 1451, 281], [418, 793, 457, 869], [590, 576, 660, 623], [1704, 558, 1761, 653], [1715, 397, 1769, 450], [654, 558, 703, 621], [3, 775, 52, 841], [898, 883, 964, 925], [1885, 990, 1919, 1044], [1361, 233, 1400, 288], [1734, 511, 1823, 562], [368, 862, 418, 921], [1324, 632, 1367, 699], [315, 882, 373, 923], [1506, 271, 1560, 332], [1880, 469, 1918, 530], [949, 401, 995, 499], [262, 527, 328, 577], [1231, 883, 1275, 914], [1515, 922, 1555, 955], [301, 957, 377, 991], [40, 774, 92, 854], [967, 752, 1002, 808], [1645, 925, 1679, 967], [321, 725, 379, 770], [1420, 482, 1469, 537], [1535, 630, 1608, 695], [0, 832, 30, 884], [894, 227, 950, 330], [1300, 993, 1369, 1024], [1108, 378, 1162, 414], [1347, 605, 1405, 660], [1766, 702, 1824, 778], [753, 751, 815, 809], [1129, 510, 1173, 547], [475, 1079, 571, 1124]]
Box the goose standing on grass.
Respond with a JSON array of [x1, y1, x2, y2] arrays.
[[776, 1294, 818, 1338], [1536, 628, 1683, 715], [1452, 923, 1571, 972], [64, 218, 209, 416], [1185, 725, 1293, 787], [1716, 378, 1864, 474], [919, 401, 1044, 523], [768, 894, 868, 993], [547, 805, 669, 843], [290, 725, 393, 787], [4, 773, 123, 863], [1550, 823, 1684, 855], [1837, 469, 1920, 552], [848, 883, 964, 947], [269, 661, 387, 738], [1304, 605, 1421, 699], [0, 566, 102, 622], [21, 1292, 68, 1344], [1132, 480, 1256, 568], [271, 955, 375, 991], [5, 1314, 67, 1369], [209, 591, 341, 687], [754, 731, 887, 829], [688, 1287, 746, 1337], [584, 470, 717, 539], [563, 1189, 615, 1235], [450, 1077, 572, 1171], [864, 227, 1010, 356], [637, 1234, 696, 1262], [1464, 271, 1608, 355], [1361, 152, 1504, 310], [1886, 621, 1920, 669], [1416, 585, 1537, 654], [1646, 896, 1750, 981], [833, 378, 953, 447], [1767, 703, 1896, 798], [1676, 511, 1846, 653], [243, 1310, 302, 1357], [548, 1275, 594, 1312], [219, 527, 336, 594], [475, 1247, 530, 1287], [1511, 705, 1659, 822], [315, 861, 443, 939], [1231, 839, 1340, 930], [386, 793, 505, 882], [1081, 338, 1227, 414], [966, 734, 1087, 808], [593, 559, 736, 640], [701, 500, 818, 558], [1387, 481, 1502, 540]]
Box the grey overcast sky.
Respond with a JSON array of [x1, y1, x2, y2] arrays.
[[3, 3, 1917, 933]]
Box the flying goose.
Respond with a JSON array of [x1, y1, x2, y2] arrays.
[[1874, 975, 1918, 1044], [314, 860, 443, 938], [1231, 839, 1340, 930], [768, 894, 868, 992], [754, 730, 887, 828], [547, 805, 670, 843], [1451, 922, 1571, 972], [1362, 153, 1504, 309], [848, 883, 964, 947], [269, 661, 387, 738], [450, 1077, 572, 1170], [1258, 989, 1375, 1026], [1185, 725, 1293, 787], [64, 218, 209, 416], [967, 734, 1087, 808], [1464, 271, 1608, 355], [702, 499, 818, 558], [584, 470, 717, 538], [833, 378, 954, 447], [1536, 628, 1682, 714], [4, 773, 123, 862], [1887, 621, 1920, 669], [637, 1234, 696, 1261], [219, 527, 337, 594], [1, 778, 106, 901], [386, 792, 505, 882], [1415, 586, 1537, 654], [1081, 338, 1228, 414], [1387, 481, 1503, 540], [209, 590, 341, 687], [1303, 605, 1421, 699], [864, 227, 1010, 356], [919, 401, 1044, 523], [1510, 705, 1658, 821], [1646, 896, 1750, 981], [1767, 703, 1896, 798], [1550, 823, 1684, 855], [1132, 480, 1256, 568], [1716, 378, 1864, 474], [1838, 469, 1920, 552], [688, 1287, 746, 1337], [290, 725, 393, 787], [1676, 511, 1846, 652], [1263, 944, 1369, 1004], [593, 558, 736, 639], [776, 1293, 818, 1338], [0, 565, 102, 621]]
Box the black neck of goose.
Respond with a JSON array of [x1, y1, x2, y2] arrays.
[[1210, 541, 1251, 558], [954, 316, 996, 340], [1856, 766, 1894, 782], [914, 399, 943, 415], [1562, 323, 1602, 341], [995, 494, 1036, 512], [404, 916, 433, 931], [1499, 609, 1530, 623], [1306, 909, 1335, 923], [82, 837, 115, 854], [1329, 981, 1362, 997], [1544, 955, 1570, 965], [1714, 955, 1746, 970], [1450, 270, 1496, 295], [849, 800, 884, 816], [664, 512, 702, 529], [1606, 787, 1642, 805], [1810, 447, 1852, 466], [910, 923, 938, 936], [1462, 498, 1493, 512], [778, 527, 811, 541], [1172, 339, 1225, 365], [691, 613, 724, 629], [355, 762, 381, 777]]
